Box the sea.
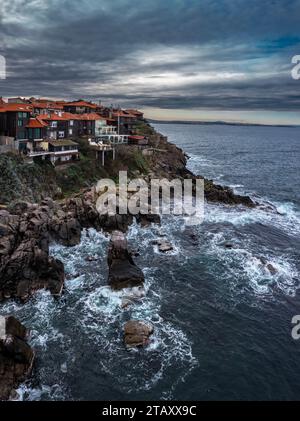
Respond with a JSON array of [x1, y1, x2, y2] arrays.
[[1, 123, 300, 401]]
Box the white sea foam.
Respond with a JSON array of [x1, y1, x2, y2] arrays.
[[205, 230, 300, 299]]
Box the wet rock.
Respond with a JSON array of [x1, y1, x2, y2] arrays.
[[259, 257, 268, 265], [136, 213, 161, 227], [108, 231, 144, 290], [267, 263, 278, 275], [204, 179, 255, 207], [124, 320, 154, 348], [129, 249, 140, 257], [0, 317, 34, 401], [0, 238, 64, 301], [50, 217, 82, 247], [154, 239, 174, 253]]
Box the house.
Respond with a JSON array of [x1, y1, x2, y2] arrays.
[[7, 97, 27, 104], [125, 109, 144, 120], [0, 103, 33, 151], [25, 117, 50, 157], [48, 139, 79, 165], [38, 112, 71, 139], [112, 111, 137, 135], [29, 99, 64, 115], [95, 117, 128, 145], [62, 100, 98, 114]]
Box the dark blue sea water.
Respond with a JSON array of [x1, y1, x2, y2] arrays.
[[1, 123, 300, 400]]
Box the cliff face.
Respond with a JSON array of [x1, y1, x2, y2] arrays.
[[0, 122, 254, 208], [0, 154, 59, 205]]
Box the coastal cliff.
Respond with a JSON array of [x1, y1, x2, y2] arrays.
[[0, 121, 254, 207], [0, 121, 255, 398]]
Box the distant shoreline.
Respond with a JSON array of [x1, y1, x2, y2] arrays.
[[148, 119, 299, 128]]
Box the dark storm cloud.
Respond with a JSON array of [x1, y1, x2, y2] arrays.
[[1, 0, 300, 111]]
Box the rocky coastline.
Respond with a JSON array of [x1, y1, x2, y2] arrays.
[[0, 123, 255, 399]]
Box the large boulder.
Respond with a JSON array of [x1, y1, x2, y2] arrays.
[[124, 320, 154, 348], [0, 238, 64, 301], [0, 316, 34, 400], [108, 231, 144, 290]]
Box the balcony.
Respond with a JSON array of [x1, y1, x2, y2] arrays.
[[52, 149, 79, 155], [28, 149, 51, 157]]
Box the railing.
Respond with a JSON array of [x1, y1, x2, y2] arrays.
[[52, 149, 79, 155], [28, 150, 51, 157]]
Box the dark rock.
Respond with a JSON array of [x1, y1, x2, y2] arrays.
[[124, 320, 154, 348], [204, 180, 255, 207], [0, 317, 34, 401], [267, 263, 278, 275], [156, 239, 174, 253], [129, 249, 140, 257], [136, 213, 161, 227], [108, 231, 144, 290]]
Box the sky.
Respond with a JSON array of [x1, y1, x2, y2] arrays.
[[1, 0, 300, 125]]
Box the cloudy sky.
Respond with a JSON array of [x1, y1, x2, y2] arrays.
[[1, 0, 300, 124]]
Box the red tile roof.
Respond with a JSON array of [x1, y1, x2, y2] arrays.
[[78, 113, 107, 121], [125, 109, 143, 116], [26, 117, 48, 128], [0, 103, 32, 112], [63, 101, 98, 109], [30, 101, 64, 110], [38, 113, 69, 121], [112, 111, 136, 118]]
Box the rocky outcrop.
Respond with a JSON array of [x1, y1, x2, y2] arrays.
[[152, 238, 174, 253], [0, 191, 140, 301], [146, 131, 255, 208], [108, 231, 144, 290], [204, 179, 255, 207], [0, 203, 64, 301], [124, 320, 154, 348], [0, 316, 34, 400]]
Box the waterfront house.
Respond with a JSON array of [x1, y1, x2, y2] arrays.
[[7, 97, 27, 104], [112, 111, 137, 134], [125, 109, 144, 120], [25, 117, 49, 156], [29, 99, 64, 115], [62, 100, 98, 114], [0, 103, 33, 151], [38, 112, 71, 139], [48, 139, 79, 165]]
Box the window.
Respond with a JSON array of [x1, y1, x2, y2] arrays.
[[69, 128, 73, 135], [58, 131, 64, 138], [70, 120, 74, 126], [51, 121, 57, 128], [18, 119, 23, 127], [23, 112, 27, 118]]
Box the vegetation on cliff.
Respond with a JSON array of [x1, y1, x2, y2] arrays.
[[0, 121, 254, 208]]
